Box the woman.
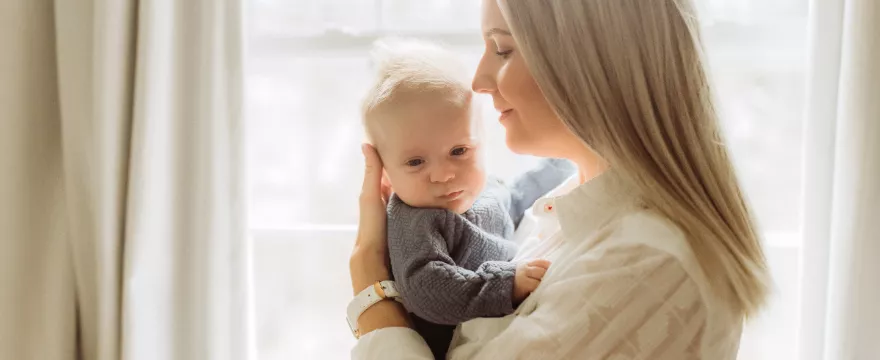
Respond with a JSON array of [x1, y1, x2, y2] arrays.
[[350, 0, 770, 358]]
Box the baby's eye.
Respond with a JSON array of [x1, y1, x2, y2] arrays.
[[451, 147, 468, 156], [406, 159, 425, 167]]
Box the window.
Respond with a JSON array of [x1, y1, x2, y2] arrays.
[[245, 1, 808, 359]]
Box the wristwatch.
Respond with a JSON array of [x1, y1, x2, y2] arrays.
[[346, 280, 401, 338]]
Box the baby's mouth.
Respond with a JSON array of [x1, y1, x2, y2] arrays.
[[441, 190, 464, 200]]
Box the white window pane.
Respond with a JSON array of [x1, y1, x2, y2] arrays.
[[246, 53, 373, 227], [701, 1, 809, 235], [252, 230, 357, 360], [322, 0, 380, 34], [251, 0, 378, 37], [700, 0, 808, 24], [738, 242, 801, 359], [380, 0, 481, 33]]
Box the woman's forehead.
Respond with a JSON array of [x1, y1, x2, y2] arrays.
[[480, 0, 509, 34]]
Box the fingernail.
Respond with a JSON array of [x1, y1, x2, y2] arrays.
[[361, 144, 368, 156]]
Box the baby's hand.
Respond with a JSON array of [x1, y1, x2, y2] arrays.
[[513, 259, 551, 304]]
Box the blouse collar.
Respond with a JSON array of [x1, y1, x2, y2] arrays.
[[536, 169, 642, 242]]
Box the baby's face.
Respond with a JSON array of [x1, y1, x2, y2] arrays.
[[373, 96, 485, 214]]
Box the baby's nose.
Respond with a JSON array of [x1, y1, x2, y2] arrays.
[[430, 168, 455, 183]]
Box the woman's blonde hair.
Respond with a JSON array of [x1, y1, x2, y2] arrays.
[[499, 0, 769, 316]]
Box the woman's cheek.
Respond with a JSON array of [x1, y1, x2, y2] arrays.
[[496, 65, 511, 100]]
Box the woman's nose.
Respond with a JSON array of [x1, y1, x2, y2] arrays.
[[472, 74, 494, 94], [472, 56, 496, 94]]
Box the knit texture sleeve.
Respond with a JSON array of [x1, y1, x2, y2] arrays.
[[387, 196, 517, 325]]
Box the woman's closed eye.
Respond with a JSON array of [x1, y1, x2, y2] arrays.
[[495, 49, 513, 59], [491, 39, 514, 59]]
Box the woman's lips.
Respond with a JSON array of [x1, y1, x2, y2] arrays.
[[499, 109, 513, 122]]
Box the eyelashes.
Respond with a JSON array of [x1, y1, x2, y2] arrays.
[[495, 49, 513, 58]]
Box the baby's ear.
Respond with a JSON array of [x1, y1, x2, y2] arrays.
[[381, 170, 392, 188]]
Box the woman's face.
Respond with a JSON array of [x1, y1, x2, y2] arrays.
[[472, 0, 573, 157]]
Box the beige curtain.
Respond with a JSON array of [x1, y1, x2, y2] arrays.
[[797, 0, 880, 359], [0, 0, 253, 359]]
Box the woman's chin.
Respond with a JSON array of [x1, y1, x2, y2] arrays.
[[505, 133, 564, 158], [504, 134, 533, 155]]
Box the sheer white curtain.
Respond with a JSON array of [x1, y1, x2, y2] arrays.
[[797, 0, 880, 358], [0, 0, 253, 359]]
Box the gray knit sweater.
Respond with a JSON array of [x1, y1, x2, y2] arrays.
[[386, 158, 576, 325]]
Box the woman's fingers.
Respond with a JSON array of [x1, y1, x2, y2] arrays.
[[360, 144, 385, 206], [356, 144, 389, 251], [351, 144, 393, 297]]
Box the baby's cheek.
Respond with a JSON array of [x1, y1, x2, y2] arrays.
[[394, 186, 418, 205], [468, 166, 488, 194], [396, 181, 433, 208]]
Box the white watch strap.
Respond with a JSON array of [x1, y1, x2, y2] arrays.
[[346, 280, 401, 338]]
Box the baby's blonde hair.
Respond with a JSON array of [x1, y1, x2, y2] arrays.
[[361, 38, 473, 143]]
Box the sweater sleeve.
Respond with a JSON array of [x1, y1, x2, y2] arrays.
[[388, 204, 517, 326]]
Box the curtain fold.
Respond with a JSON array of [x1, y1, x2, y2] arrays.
[[822, 0, 880, 358], [52, 0, 137, 358], [796, 0, 845, 357], [0, 1, 76, 359], [0, 0, 253, 359], [798, 0, 880, 359], [122, 0, 252, 358]]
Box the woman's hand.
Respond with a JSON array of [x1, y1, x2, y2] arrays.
[[350, 144, 412, 336], [351, 143, 393, 290], [354, 143, 392, 258]]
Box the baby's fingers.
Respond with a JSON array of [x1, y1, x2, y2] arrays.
[[527, 259, 552, 270], [519, 276, 541, 292], [525, 264, 548, 281]]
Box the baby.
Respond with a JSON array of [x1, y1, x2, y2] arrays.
[[360, 39, 574, 359]]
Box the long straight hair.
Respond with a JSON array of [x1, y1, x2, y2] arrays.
[[499, 0, 769, 316]]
